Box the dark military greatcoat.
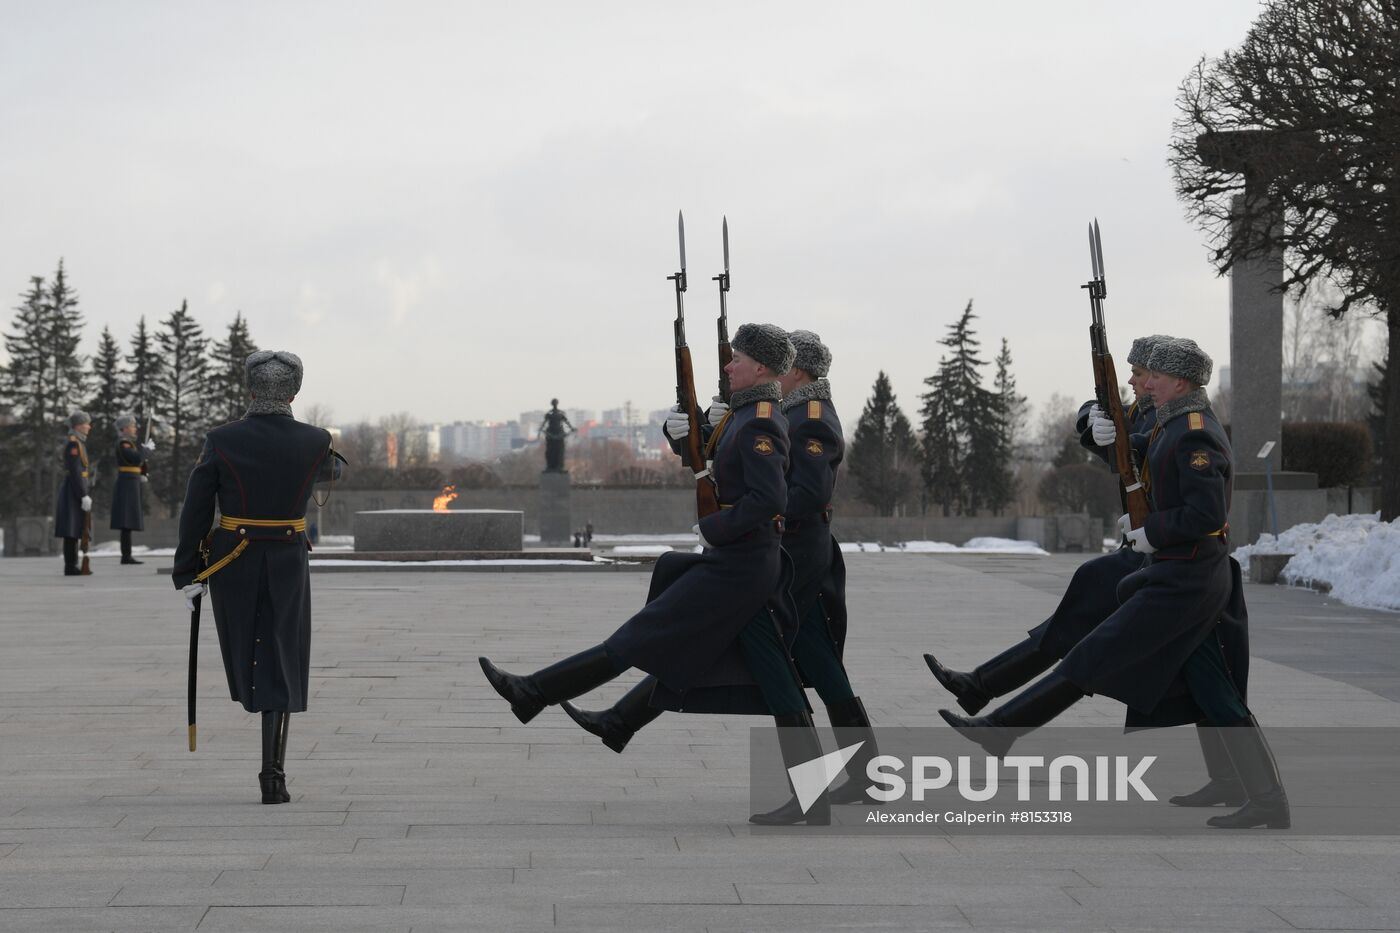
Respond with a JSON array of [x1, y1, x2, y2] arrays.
[[1057, 391, 1248, 727], [1027, 398, 1155, 657], [780, 382, 849, 659], [53, 433, 90, 539], [607, 385, 798, 713], [109, 436, 150, 531], [172, 414, 340, 713]]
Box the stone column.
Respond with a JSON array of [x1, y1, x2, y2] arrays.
[[1227, 191, 1285, 472], [538, 471, 572, 547]]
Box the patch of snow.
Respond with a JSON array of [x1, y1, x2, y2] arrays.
[[1234, 512, 1400, 612], [839, 539, 1048, 555], [610, 545, 673, 555]]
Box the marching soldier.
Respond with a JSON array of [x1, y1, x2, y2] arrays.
[[939, 338, 1285, 829], [924, 334, 1167, 714], [561, 329, 879, 822], [110, 413, 155, 565], [171, 351, 344, 805], [480, 324, 834, 825], [54, 411, 94, 576]]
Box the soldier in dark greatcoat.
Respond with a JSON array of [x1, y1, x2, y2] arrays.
[[924, 334, 1165, 705], [54, 410, 94, 576], [171, 351, 344, 805], [480, 324, 834, 825], [109, 413, 155, 565], [939, 339, 1286, 830]]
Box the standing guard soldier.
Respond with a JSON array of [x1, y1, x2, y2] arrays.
[[939, 339, 1285, 830], [560, 329, 880, 822], [110, 413, 155, 565], [924, 334, 1167, 712], [171, 351, 344, 805], [55, 410, 94, 576], [480, 324, 834, 825]]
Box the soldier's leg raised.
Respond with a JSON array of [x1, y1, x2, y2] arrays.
[[479, 645, 624, 724], [924, 638, 1056, 715], [938, 672, 1085, 758], [561, 676, 662, 753]]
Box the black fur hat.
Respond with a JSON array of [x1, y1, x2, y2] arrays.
[[1147, 338, 1213, 386], [787, 329, 832, 377], [732, 323, 796, 375]]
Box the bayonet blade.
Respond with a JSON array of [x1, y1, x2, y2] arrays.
[[722, 216, 730, 274], [1088, 223, 1099, 279], [678, 210, 687, 272], [1093, 218, 1106, 284]]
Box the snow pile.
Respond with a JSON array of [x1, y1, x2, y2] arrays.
[[610, 545, 673, 555], [1234, 512, 1400, 612], [840, 539, 1048, 555]]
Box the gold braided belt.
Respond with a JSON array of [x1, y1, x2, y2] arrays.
[[118, 466, 144, 474], [194, 516, 307, 583]]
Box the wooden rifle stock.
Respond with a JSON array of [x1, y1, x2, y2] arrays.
[[676, 345, 721, 518], [1093, 348, 1150, 529], [79, 510, 92, 575]]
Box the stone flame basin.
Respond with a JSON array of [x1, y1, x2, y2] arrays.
[[353, 509, 524, 553]]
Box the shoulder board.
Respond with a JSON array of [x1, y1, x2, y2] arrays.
[[1188, 412, 1204, 431], [807, 400, 822, 419], [756, 401, 773, 418]]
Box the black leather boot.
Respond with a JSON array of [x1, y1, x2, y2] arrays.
[[824, 696, 881, 805], [749, 711, 832, 827], [274, 712, 291, 803], [561, 676, 662, 753], [924, 638, 1055, 715], [1170, 725, 1246, 807], [120, 530, 143, 564], [939, 673, 1084, 757], [1207, 716, 1290, 829], [480, 646, 621, 724], [259, 712, 284, 805], [63, 538, 81, 575]]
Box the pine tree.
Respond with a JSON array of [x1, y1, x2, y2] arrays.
[[86, 327, 125, 506], [124, 316, 162, 436], [208, 312, 258, 424], [1371, 348, 1389, 483], [0, 276, 54, 507], [153, 300, 210, 517], [848, 371, 918, 516], [43, 260, 88, 421]]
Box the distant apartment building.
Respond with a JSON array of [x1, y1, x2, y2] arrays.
[[441, 421, 523, 461]]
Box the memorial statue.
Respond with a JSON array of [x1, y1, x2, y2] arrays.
[[538, 399, 575, 473]]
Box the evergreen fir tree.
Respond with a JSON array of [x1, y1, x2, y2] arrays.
[[208, 312, 258, 424], [43, 259, 88, 421], [0, 276, 54, 507], [848, 371, 918, 516], [153, 300, 210, 516], [86, 327, 125, 507], [1370, 348, 1389, 483], [124, 316, 162, 436]]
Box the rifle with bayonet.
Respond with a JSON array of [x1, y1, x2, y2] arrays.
[[1083, 219, 1150, 529], [713, 216, 733, 403], [669, 211, 721, 519]]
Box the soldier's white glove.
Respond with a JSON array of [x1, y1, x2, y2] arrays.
[[179, 582, 207, 610], [142, 438, 156, 451], [1117, 513, 1132, 538], [1089, 406, 1117, 447], [664, 405, 690, 440], [706, 396, 729, 425], [692, 523, 714, 550], [1124, 526, 1156, 555], [80, 495, 92, 512], [140, 475, 149, 484]]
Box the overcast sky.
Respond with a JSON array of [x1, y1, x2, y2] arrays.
[[3, 1, 1313, 430]]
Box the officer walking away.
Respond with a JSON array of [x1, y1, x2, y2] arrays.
[[110, 413, 156, 565], [55, 411, 94, 576], [171, 351, 344, 805]]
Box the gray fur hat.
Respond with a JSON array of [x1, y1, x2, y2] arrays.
[[68, 410, 90, 428], [732, 323, 796, 375], [787, 329, 832, 378], [114, 413, 137, 432], [245, 350, 303, 400], [1126, 334, 1173, 368], [1147, 338, 1213, 386]]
